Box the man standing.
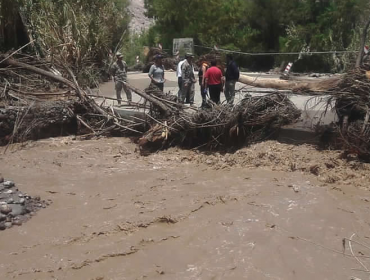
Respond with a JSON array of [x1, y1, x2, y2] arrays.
[[198, 60, 209, 107], [224, 54, 240, 105], [110, 52, 132, 105], [204, 60, 224, 104], [176, 58, 186, 99], [181, 53, 196, 105]]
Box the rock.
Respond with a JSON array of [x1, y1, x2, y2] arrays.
[[7, 198, 14, 204], [0, 214, 6, 222], [12, 220, 22, 226], [0, 183, 4, 191], [4, 189, 13, 194], [0, 223, 5, 231], [288, 184, 300, 193], [4, 222, 12, 228], [3, 181, 15, 188], [19, 198, 25, 205], [10, 204, 26, 216], [0, 204, 12, 214], [18, 193, 24, 198], [0, 176, 4, 183]]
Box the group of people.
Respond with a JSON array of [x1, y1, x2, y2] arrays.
[[110, 51, 240, 107], [177, 53, 240, 107]]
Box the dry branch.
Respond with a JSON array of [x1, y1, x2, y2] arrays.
[[1, 56, 76, 89]]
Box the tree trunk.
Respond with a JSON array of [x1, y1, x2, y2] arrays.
[[355, 15, 370, 68], [238, 74, 342, 94], [0, 0, 29, 50]]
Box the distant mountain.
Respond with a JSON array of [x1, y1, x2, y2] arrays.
[[128, 0, 154, 34]]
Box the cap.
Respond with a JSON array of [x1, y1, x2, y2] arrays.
[[185, 53, 194, 58], [155, 54, 163, 59], [116, 52, 123, 58]]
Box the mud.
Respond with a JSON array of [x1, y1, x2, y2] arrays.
[[1, 138, 370, 279]]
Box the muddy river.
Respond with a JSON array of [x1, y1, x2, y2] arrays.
[[1, 137, 370, 280]]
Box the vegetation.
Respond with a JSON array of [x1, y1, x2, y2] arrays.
[[1, 0, 131, 85], [145, 0, 370, 71], [1, 0, 370, 73]]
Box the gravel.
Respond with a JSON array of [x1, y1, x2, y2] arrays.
[[0, 178, 50, 231]]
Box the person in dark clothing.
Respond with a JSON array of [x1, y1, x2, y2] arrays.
[[224, 54, 240, 105], [204, 60, 224, 104]]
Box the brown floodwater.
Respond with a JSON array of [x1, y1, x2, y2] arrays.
[[1, 137, 370, 280]]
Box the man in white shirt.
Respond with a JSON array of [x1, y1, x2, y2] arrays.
[[176, 58, 186, 100]]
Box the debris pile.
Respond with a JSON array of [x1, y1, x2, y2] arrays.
[[143, 47, 179, 73], [0, 54, 73, 101], [0, 176, 49, 230], [196, 51, 225, 72], [2, 51, 370, 161], [0, 101, 81, 145], [138, 85, 301, 153], [0, 53, 149, 144], [323, 66, 370, 159]]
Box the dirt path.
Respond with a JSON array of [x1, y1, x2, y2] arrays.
[[1, 138, 370, 279]]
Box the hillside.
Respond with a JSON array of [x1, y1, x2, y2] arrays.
[[128, 0, 154, 33]]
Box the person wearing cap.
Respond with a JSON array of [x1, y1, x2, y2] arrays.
[[110, 52, 132, 105], [148, 54, 165, 91], [224, 54, 240, 105], [181, 53, 196, 105]]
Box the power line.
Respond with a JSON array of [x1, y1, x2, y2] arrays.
[[194, 44, 358, 56]]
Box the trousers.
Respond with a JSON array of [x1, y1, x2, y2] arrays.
[[115, 80, 132, 103], [200, 82, 207, 106], [208, 84, 222, 104], [181, 82, 195, 104], [177, 77, 182, 99], [152, 82, 164, 91], [224, 80, 237, 104]]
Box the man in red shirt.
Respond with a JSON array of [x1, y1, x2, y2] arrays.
[[204, 60, 224, 104]]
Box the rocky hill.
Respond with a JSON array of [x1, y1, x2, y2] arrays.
[[128, 0, 154, 34]]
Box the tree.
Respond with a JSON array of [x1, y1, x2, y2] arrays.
[[0, 0, 29, 50], [144, 0, 370, 71]]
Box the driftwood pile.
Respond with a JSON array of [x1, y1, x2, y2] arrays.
[[238, 62, 370, 159], [138, 84, 301, 152], [2, 52, 370, 160], [0, 101, 79, 145], [0, 54, 152, 145], [326, 66, 370, 159]]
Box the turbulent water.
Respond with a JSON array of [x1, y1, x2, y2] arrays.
[[1, 137, 370, 279]]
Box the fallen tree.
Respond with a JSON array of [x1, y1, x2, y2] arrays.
[[238, 73, 342, 95]]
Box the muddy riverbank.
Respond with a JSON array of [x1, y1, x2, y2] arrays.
[[1, 137, 370, 279]]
